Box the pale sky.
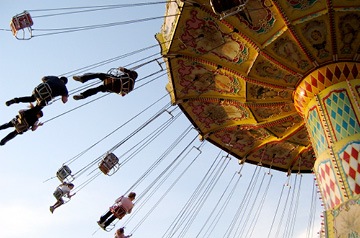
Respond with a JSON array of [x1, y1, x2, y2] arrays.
[[0, 1, 322, 238]]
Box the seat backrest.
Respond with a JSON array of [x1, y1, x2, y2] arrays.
[[56, 165, 72, 182], [99, 153, 119, 175], [110, 205, 126, 219], [53, 188, 64, 200], [34, 83, 53, 104], [11, 11, 33, 31], [13, 112, 29, 133]]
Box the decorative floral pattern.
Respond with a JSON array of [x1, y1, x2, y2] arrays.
[[235, 0, 275, 34], [213, 127, 270, 153], [302, 20, 330, 58], [176, 60, 241, 95], [272, 37, 309, 70], [254, 60, 299, 84], [188, 100, 249, 128], [339, 14, 360, 54], [333, 198, 360, 238], [180, 10, 249, 64], [248, 84, 291, 100]]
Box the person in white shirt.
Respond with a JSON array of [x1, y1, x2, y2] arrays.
[[49, 182, 75, 213]]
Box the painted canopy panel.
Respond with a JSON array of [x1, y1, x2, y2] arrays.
[[157, 0, 360, 173]]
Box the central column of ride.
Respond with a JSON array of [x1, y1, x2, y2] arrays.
[[294, 62, 360, 237]]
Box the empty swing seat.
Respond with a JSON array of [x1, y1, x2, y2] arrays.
[[99, 153, 120, 175], [10, 11, 33, 39], [210, 0, 248, 19], [56, 165, 73, 183]]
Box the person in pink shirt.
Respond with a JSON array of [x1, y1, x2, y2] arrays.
[[98, 192, 136, 229]]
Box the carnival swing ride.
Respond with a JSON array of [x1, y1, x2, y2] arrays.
[[4, 0, 360, 237]]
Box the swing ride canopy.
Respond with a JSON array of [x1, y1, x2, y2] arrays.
[[156, 0, 360, 173]]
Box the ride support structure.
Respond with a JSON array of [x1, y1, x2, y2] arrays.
[[294, 64, 360, 237]]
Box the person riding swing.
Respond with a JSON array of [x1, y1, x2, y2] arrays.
[[6, 76, 69, 107], [0, 103, 43, 145], [97, 192, 136, 230], [72, 67, 138, 100]]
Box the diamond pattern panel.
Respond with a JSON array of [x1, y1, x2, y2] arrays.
[[323, 89, 360, 141], [294, 63, 360, 115], [339, 142, 360, 195], [307, 107, 328, 156], [317, 160, 342, 209]]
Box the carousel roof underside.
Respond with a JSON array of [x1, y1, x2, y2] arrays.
[[156, 0, 360, 173]]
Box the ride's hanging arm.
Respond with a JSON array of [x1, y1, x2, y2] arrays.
[[235, 168, 269, 238], [71, 171, 102, 195], [306, 177, 319, 238], [105, 102, 173, 157], [105, 125, 196, 231], [125, 137, 205, 235], [283, 173, 303, 238], [266, 175, 291, 238], [46, 46, 165, 107], [234, 154, 272, 238], [71, 99, 173, 180], [162, 150, 224, 238], [195, 169, 240, 237], [62, 42, 163, 78], [122, 125, 194, 199], [9, 2, 178, 39], [98, 108, 182, 176], [118, 108, 182, 168], [223, 165, 261, 237], [273, 175, 294, 238], [225, 165, 263, 237], [245, 170, 274, 238], [25, 13, 181, 38], [202, 168, 243, 237], [179, 155, 232, 237], [50, 93, 170, 188]]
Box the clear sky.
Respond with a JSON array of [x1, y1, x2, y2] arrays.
[[0, 1, 322, 238]]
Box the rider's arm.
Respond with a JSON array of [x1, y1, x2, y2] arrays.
[[31, 121, 43, 131]]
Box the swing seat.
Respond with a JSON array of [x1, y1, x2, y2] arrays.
[[107, 68, 123, 77], [10, 11, 33, 40], [56, 165, 73, 183], [53, 187, 71, 204], [210, 0, 248, 19], [12, 111, 29, 133], [53, 188, 64, 200], [110, 205, 126, 220], [34, 83, 52, 105], [99, 153, 120, 175]]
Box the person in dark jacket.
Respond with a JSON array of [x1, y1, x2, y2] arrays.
[[5, 76, 69, 106], [72, 67, 138, 100], [0, 103, 43, 145]]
